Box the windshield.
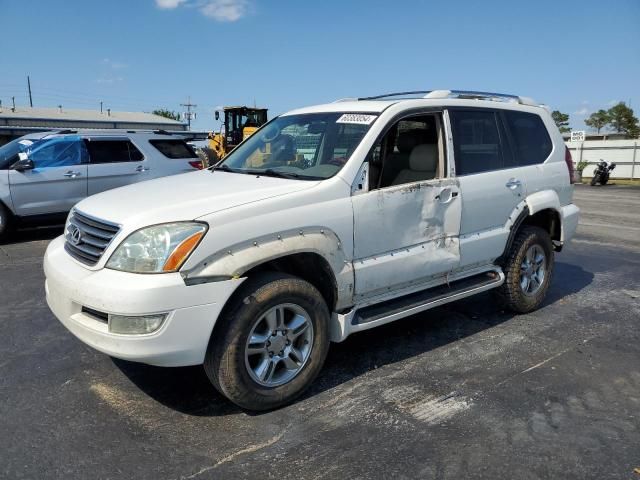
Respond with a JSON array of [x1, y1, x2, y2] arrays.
[[0, 137, 43, 169], [219, 112, 377, 180]]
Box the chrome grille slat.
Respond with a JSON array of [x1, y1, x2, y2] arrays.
[[73, 212, 120, 233], [68, 219, 114, 240], [65, 210, 120, 266]]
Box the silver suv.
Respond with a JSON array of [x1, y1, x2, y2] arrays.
[[0, 130, 202, 239]]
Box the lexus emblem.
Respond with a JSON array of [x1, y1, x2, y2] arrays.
[[68, 225, 82, 246]]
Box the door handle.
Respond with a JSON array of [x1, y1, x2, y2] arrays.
[[63, 171, 81, 178], [505, 178, 522, 189], [136, 165, 150, 172], [435, 188, 459, 203]]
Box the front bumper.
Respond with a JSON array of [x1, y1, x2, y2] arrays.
[[44, 236, 244, 367]]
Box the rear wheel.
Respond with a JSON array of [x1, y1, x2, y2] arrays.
[[0, 203, 12, 242], [497, 226, 554, 313], [204, 272, 330, 410]]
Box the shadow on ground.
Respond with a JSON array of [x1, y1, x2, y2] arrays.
[[113, 261, 594, 416], [2, 225, 63, 245]]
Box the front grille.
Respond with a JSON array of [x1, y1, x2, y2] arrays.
[[64, 210, 120, 266]]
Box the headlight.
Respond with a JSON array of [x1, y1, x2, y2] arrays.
[[106, 222, 207, 273]]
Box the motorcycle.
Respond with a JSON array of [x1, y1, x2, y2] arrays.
[[590, 159, 616, 186]]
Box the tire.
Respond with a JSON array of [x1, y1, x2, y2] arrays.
[[0, 203, 12, 243], [590, 174, 599, 186], [600, 175, 608, 185], [204, 272, 330, 411], [497, 226, 554, 314]]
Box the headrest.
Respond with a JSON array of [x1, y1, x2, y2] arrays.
[[409, 144, 438, 172], [397, 129, 422, 153]]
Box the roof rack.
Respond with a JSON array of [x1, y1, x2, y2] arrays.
[[358, 91, 432, 101], [350, 89, 538, 106]]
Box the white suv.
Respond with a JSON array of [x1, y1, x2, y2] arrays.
[[44, 90, 580, 410], [0, 130, 203, 239]]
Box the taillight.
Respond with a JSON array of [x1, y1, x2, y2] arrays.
[[564, 146, 575, 184], [189, 160, 204, 170]]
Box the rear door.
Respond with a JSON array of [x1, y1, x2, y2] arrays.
[[8, 136, 88, 216], [85, 138, 149, 195], [448, 109, 527, 267]]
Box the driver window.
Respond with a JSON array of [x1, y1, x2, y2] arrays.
[[28, 137, 87, 168], [369, 114, 443, 190]]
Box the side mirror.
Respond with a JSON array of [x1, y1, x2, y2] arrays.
[[12, 157, 35, 172], [215, 111, 220, 121]]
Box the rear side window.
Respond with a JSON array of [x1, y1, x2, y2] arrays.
[[149, 140, 198, 159], [450, 110, 503, 175], [85, 140, 144, 164], [503, 111, 553, 166]]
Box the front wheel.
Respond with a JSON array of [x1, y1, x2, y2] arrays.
[[204, 272, 330, 410], [600, 174, 609, 185], [590, 174, 600, 186], [497, 226, 554, 313]]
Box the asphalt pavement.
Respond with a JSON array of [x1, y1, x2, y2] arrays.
[[1, 184, 639, 480]]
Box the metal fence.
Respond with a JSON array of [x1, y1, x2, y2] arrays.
[[566, 139, 639, 179]]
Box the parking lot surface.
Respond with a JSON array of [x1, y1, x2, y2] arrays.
[[1, 184, 639, 480]]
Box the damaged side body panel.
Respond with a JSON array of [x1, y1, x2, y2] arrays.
[[350, 177, 462, 300]]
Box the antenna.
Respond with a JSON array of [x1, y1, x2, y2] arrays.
[[180, 96, 197, 130], [27, 75, 33, 107]]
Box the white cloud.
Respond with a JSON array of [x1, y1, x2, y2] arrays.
[[199, 0, 250, 21], [154, 0, 251, 21], [96, 76, 124, 84], [607, 99, 620, 107], [155, 0, 187, 8], [102, 58, 127, 69], [574, 107, 589, 115]]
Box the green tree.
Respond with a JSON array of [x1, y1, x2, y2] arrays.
[[152, 109, 181, 121], [552, 110, 570, 133], [584, 109, 610, 134], [607, 102, 640, 137]]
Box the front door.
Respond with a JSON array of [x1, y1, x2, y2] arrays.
[[9, 136, 88, 216], [351, 113, 462, 299]]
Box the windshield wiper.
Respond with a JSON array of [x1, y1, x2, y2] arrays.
[[248, 169, 324, 181], [210, 164, 250, 175]]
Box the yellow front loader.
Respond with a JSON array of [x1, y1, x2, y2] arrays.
[[208, 106, 268, 163]]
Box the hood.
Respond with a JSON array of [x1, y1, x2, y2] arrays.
[[74, 170, 319, 227]]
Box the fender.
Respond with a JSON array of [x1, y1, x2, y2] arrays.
[[525, 189, 561, 216], [498, 190, 564, 264], [182, 227, 354, 309]]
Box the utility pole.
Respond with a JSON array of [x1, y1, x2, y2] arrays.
[[27, 76, 33, 107], [11, 96, 15, 112], [100, 101, 103, 114], [180, 96, 197, 130]]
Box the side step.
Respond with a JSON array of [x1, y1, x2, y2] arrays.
[[352, 270, 504, 327]]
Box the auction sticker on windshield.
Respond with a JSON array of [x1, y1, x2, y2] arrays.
[[336, 114, 377, 125]]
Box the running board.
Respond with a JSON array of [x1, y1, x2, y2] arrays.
[[331, 269, 504, 341]]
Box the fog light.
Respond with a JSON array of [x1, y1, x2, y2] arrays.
[[108, 313, 166, 335]]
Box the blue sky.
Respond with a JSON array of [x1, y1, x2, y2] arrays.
[[1, 0, 639, 132]]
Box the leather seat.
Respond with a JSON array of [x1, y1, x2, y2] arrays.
[[380, 129, 423, 187], [391, 144, 438, 185]]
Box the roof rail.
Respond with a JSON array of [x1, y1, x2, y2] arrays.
[[332, 97, 358, 103], [357, 91, 432, 101], [346, 89, 539, 106], [424, 89, 538, 106]]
